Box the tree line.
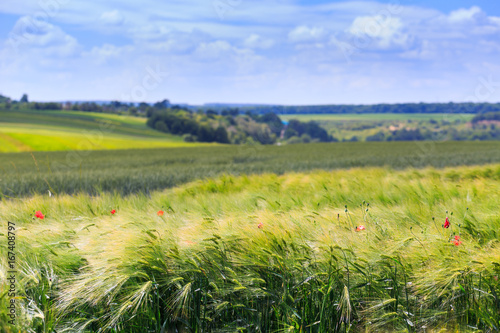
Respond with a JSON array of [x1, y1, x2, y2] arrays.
[[146, 108, 336, 144], [233, 102, 500, 115]]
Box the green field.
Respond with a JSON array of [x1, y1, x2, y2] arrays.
[[2, 141, 500, 197], [279, 113, 475, 122], [0, 109, 208, 152], [1, 164, 499, 332], [1, 109, 500, 332]]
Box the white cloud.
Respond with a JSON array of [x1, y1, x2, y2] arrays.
[[138, 29, 211, 55], [100, 10, 124, 25], [85, 44, 134, 64], [193, 40, 260, 64], [449, 6, 482, 22], [243, 34, 274, 49], [490, 16, 500, 26], [288, 26, 327, 43], [347, 15, 410, 48], [1, 1, 500, 104], [7, 16, 80, 57], [195, 40, 233, 59], [349, 15, 402, 39]]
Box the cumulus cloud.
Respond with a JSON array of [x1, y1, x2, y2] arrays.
[[195, 40, 233, 59], [194, 40, 259, 62], [2, 1, 500, 104], [243, 34, 274, 49], [288, 26, 327, 43], [347, 15, 410, 48], [7, 16, 80, 57], [190, 39, 264, 77], [448, 6, 482, 22], [490, 16, 500, 26], [349, 15, 402, 39], [100, 10, 124, 25], [85, 44, 134, 64]]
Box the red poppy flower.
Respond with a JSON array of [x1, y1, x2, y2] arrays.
[[452, 235, 462, 246], [157, 210, 164, 216], [258, 222, 263, 229], [356, 225, 366, 232], [111, 209, 116, 215], [35, 211, 44, 219], [443, 217, 450, 228]]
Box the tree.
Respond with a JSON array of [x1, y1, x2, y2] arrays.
[[153, 99, 170, 109], [214, 126, 230, 143], [20, 94, 28, 103], [129, 107, 138, 116], [258, 112, 284, 135], [0, 94, 10, 103], [138, 102, 149, 111], [206, 110, 218, 118], [197, 125, 215, 142]]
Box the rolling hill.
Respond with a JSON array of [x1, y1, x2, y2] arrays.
[[0, 109, 211, 152]]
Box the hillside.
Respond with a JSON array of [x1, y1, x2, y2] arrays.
[[0, 109, 209, 152], [1, 105, 499, 153]]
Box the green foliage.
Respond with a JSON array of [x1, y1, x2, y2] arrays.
[[0, 94, 11, 103], [285, 119, 333, 142], [146, 107, 340, 144], [239, 102, 500, 115], [29, 102, 62, 110], [472, 111, 500, 123], [147, 109, 236, 144], [286, 113, 500, 142], [256, 112, 284, 135]]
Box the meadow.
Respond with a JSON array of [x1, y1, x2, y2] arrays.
[[1, 164, 499, 332], [0, 109, 206, 152], [2, 141, 500, 197]]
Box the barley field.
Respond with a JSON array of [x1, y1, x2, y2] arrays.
[[1, 164, 499, 332]]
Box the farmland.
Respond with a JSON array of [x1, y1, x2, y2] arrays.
[[280, 113, 489, 142], [1, 164, 500, 332], [281, 112, 500, 141], [0, 109, 208, 152], [2, 141, 500, 197], [1, 108, 500, 332]]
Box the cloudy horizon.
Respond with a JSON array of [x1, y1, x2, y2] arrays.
[[1, 0, 500, 105]]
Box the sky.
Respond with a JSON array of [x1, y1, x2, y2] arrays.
[[1, 0, 500, 105]]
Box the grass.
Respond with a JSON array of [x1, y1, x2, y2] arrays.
[[0, 109, 207, 152], [1, 164, 499, 332], [1, 141, 500, 197]]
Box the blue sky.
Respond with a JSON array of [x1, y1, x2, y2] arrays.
[[1, 0, 500, 105]]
